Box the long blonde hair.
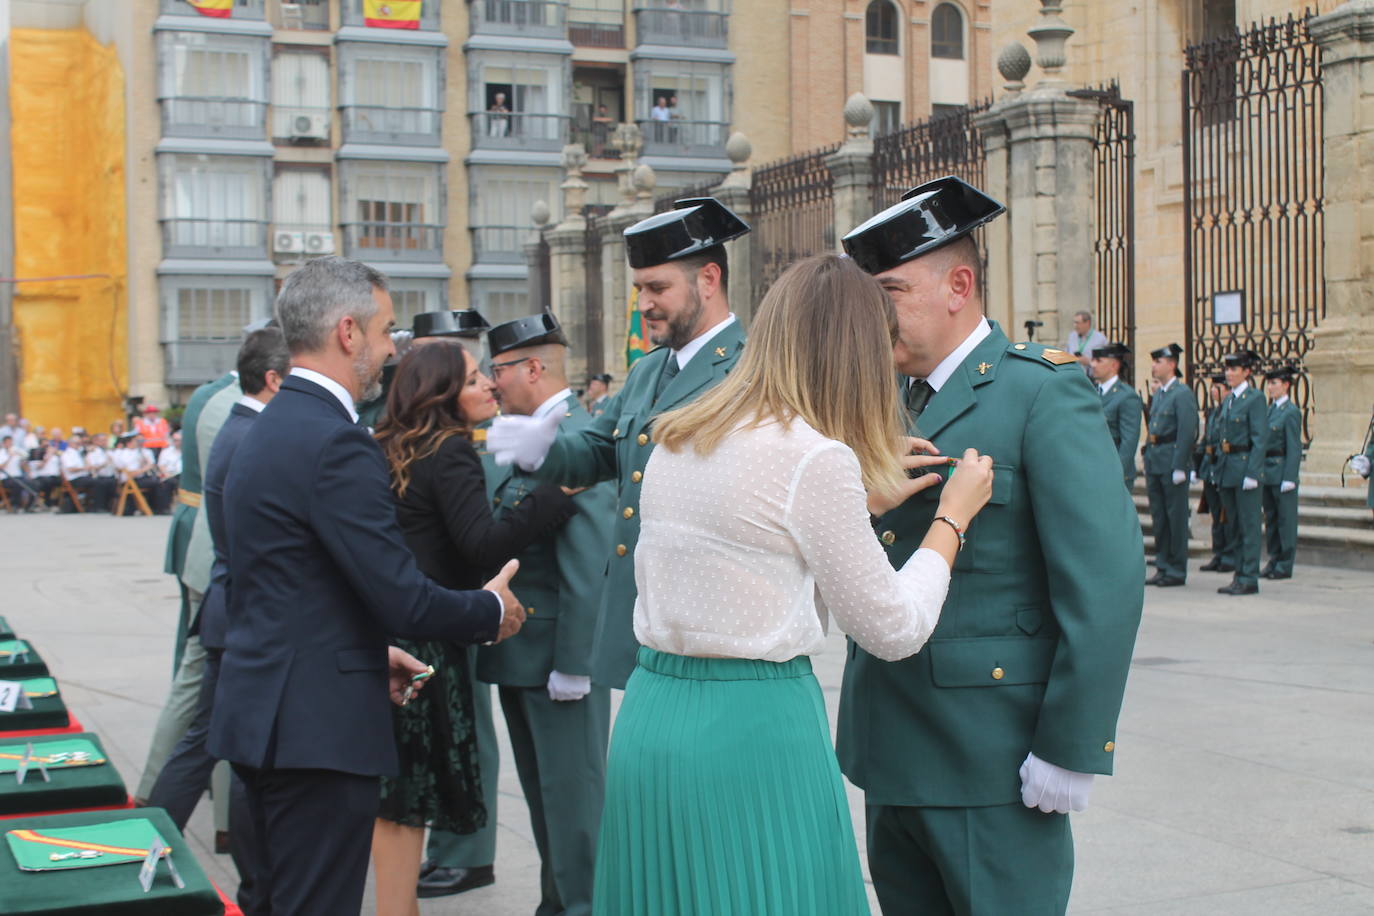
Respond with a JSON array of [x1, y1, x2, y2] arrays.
[[653, 253, 907, 500]]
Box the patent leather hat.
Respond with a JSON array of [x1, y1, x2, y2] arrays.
[[488, 312, 568, 357], [842, 176, 1006, 274], [413, 309, 492, 340], [1150, 342, 1184, 376], [623, 197, 750, 269], [1092, 342, 1132, 361]]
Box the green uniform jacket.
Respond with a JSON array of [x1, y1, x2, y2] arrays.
[[1100, 379, 1143, 486], [1215, 386, 1268, 487], [182, 381, 242, 594], [536, 321, 746, 689], [837, 326, 1144, 808], [1199, 405, 1224, 485], [477, 397, 616, 687], [1142, 380, 1199, 476], [1260, 400, 1301, 486], [162, 371, 237, 577]]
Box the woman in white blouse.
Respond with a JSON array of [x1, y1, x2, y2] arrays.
[[592, 254, 994, 914]]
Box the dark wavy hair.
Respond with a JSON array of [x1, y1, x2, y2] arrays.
[[374, 340, 475, 498]]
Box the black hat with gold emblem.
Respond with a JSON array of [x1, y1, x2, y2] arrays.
[[1092, 342, 1132, 362], [1264, 362, 1299, 382], [623, 198, 751, 269], [488, 312, 569, 358], [413, 309, 491, 340], [1222, 349, 1262, 370], [842, 176, 1006, 275], [1150, 342, 1184, 376]]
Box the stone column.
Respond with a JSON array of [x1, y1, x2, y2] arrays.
[[714, 132, 755, 323], [825, 94, 876, 244], [523, 200, 552, 307], [974, 3, 1098, 347], [1307, 1, 1374, 483], [547, 145, 590, 387]]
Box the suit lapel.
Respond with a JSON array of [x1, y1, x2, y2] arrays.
[[913, 326, 1007, 440], [655, 321, 745, 411]]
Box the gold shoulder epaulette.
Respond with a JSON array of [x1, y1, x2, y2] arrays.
[[1041, 348, 1078, 366], [472, 428, 488, 443]]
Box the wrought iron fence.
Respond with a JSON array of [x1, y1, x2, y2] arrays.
[[871, 101, 991, 211], [1069, 84, 1137, 360], [748, 144, 839, 306], [653, 179, 722, 214], [1182, 11, 1323, 439]]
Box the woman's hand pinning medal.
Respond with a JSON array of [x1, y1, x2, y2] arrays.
[[867, 438, 995, 523]]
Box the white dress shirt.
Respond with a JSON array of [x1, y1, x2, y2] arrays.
[[532, 388, 573, 421], [1099, 376, 1120, 396], [60, 448, 89, 479], [670, 314, 737, 373], [1273, 394, 1289, 408], [924, 318, 992, 393], [158, 446, 182, 477], [634, 417, 949, 662], [237, 394, 267, 413], [290, 367, 358, 423], [1230, 379, 1250, 399]]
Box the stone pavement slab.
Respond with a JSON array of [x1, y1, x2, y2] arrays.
[[0, 512, 1371, 914]]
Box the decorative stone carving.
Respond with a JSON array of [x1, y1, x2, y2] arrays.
[[1027, 0, 1074, 83], [998, 41, 1032, 95], [843, 92, 875, 139], [633, 163, 657, 202], [531, 200, 551, 228]]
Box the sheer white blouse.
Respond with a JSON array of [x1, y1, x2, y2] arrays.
[[633, 418, 950, 662]]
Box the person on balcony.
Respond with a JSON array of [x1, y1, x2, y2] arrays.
[[488, 92, 511, 138]]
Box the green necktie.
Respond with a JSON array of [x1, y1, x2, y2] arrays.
[[906, 379, 935, 420], [654, 354, 680, 401]]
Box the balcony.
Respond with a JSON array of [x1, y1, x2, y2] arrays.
[[469, 112, 569, 152], [472, 226, 530, 264], [162, 218, 269, 259], [570, 4, 624, 47], [633, 8, 727, 49], [470, 0, 567, 40], [341, 106, 442, 146], [161, 97, 267, 140], [637, 118, 728, 158], [164, 341, 241, 386], [344, 222, 443, 261], [341, 0, 439, 30], [271, 224, 337, 262], [161, 0, 264, 18], [570, 117, 621, 159], [272, 0, 330, 30]]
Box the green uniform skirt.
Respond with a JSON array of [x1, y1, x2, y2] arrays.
[[594, 647, 869, 915]]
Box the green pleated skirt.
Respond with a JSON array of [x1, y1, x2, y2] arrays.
[[593, 647, 870, 915]]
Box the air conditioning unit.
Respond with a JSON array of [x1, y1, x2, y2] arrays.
[[290, 113, 329, 141], [304, 231, 336, 255], [274, 231, 305, 254]]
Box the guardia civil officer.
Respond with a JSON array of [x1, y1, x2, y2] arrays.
[[480, 313, 616, 916], [836, 176, 1144, 915], [1090, 342, 1144, 489], [1142, 343, 1198, 586], [1260, 364, 1302, 579], [486, 197, 750, 688], [1215, 350, 1268, 595], [1198, 373, 1235, 573]]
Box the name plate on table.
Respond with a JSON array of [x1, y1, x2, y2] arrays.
[[0, 739, 105, 775], [0, 684, 33, 714], [5, 819, 171, 872]]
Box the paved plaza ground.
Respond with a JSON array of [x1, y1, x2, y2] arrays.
[[1, 512, 1371, 914]]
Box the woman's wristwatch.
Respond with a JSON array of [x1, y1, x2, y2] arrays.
[[933, 515, 966, 551]]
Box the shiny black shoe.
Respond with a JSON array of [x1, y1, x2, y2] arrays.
[[418, 858, 439, 880], [1267, 571, 1293, 580], [1260, 567, 1276, 579], [417, 865, 495, 899], [1217, 581, 1259, 596], [1199, 558, 1224, 572], [1155, 576, 1186, 587], [1145, 572, 1166, 586]]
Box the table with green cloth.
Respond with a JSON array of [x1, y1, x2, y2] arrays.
[[0, 678, 70, 733], [0, 641, 51, 680], [0, 808, 222, 915], [0, 734, 129, 817]]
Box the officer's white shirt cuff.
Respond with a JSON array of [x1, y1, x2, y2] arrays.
[[484, 588, 504, 628]]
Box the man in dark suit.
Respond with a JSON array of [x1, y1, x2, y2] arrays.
[[208, 257, 526, 916], [148, 326, 290, 913]]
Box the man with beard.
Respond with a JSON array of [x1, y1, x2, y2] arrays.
[[209, 257, 527, 915], [487, 197, 750, 690]]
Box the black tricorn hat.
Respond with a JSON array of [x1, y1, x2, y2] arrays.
[[842, 176, 1006, 275], [1264, 362, 1299, 382], [1150, 342, 1184, 376], [623, 197, 750, 269], [1092, 342, 1132, 361], [1222, 349, 1261, 370], [413, 309, 492, 340], [1209, 372, 1227, 385], [488, 312, 569, 358], [589, 373, 613, 384]]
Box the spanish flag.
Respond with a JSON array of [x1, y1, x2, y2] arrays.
[[187, 0, 232, 17], [625, 287, 647, 368], [364, 0, 422, 28]]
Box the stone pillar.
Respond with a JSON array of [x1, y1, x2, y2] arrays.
[[826, 93, 876, 244], [1307, 1, 1374, 483], [714, 132, 755, 323], [523, 200, 552, 307], [548, 145, 590, 387], [974, 4, 1097, 347]]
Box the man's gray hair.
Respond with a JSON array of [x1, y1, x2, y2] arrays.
[[1074, 310, 1092, 322], [275, 257, 390, 354]]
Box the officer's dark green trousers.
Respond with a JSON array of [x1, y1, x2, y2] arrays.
[[427, 647, 499, 868], [1218, 484, 1262, 587], [1145, 473, 1190, 580], [1203, 479, 1233, 566], [1262, 484, 1299, 575]]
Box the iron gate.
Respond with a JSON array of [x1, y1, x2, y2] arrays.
[[1182, 12, 1323, 436], [871, 101, 990, 211], [748, 144, 839, 306]]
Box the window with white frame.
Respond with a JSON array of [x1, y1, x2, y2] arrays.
[[865, 0, 899, 55], [387, 279, 447, 328], [161, 154, 269, 254], [931, 3, 965, 60], [157, 32, 267, 135], [469, 166, 559, 263], [274, 167, 332, 232], [339, 43, 443, 143], [341, 160, 443, 257], [271, 50, 331, 141], [470, 53, 566, 142], [161, 275, 273, 383], [468, 280, 531, 326], [635, 60, 729, 150]]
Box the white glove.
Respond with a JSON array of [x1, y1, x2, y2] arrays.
[[1020, 751, 1094, 814], [1189, 470, 1199, 485], [487, 411, 564, 471], [1242, 476, 1259, 491], [1172, 469, 1186, 485], [547, 670, 591, 702], [1280, 480, 1296, 493], [1351, 454, 1370, 478]]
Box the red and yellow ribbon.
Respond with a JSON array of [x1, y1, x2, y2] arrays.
[[9, 830, 168, 858]]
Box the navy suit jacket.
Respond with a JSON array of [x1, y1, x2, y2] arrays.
[[195, 401, 258, 651], [207, 375, 502, 777]]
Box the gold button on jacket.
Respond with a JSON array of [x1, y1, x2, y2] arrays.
[[631, 470, 643, 483], [880, 530, 896, 546], [637, 433, 649, 446], [991, 667, 1005, 680], [1104, 740, 1115, 753], [623, 507, 635, 519], [615, 544, 627, 557]]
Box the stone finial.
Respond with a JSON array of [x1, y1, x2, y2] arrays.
[[611, 121, 643, 160], [633, 163, 657, 201], [531, 200, 551, 228], [998, 41, 1032, 95], [560, 143, 588, 178], [726, 132, 752, 166], [1027, 0, 1074, 82], [844, 93, 875, 139]]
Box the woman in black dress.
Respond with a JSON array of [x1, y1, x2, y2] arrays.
[[371, 340, 577, 916]]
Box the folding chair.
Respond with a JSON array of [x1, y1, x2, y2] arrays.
[[114, 470, 153, 517], [59, 468, 86, 514], [0, 479, 12, 513]]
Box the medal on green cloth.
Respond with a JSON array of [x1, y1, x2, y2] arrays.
[[0, 739, 105, 774], [15, 679, 57, 699], [0, 641, 30, 660], [5, 819, 170, 872]]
